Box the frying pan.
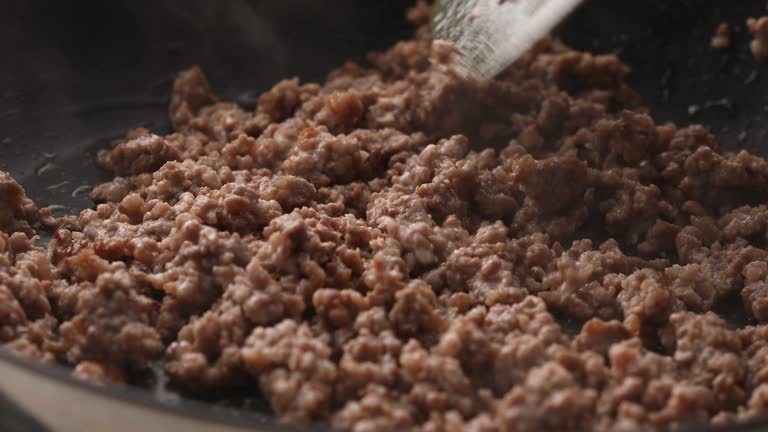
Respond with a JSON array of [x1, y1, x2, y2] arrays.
[[2, 0, 768, 430]]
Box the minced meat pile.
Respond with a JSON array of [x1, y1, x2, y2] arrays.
[[4, 2, 768, 431], [748, 16, 768, 62]]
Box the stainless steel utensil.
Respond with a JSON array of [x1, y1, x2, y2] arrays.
[[432, 0, 583, 80]]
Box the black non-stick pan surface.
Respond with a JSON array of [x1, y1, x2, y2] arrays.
[[2, 0, 768, 431]]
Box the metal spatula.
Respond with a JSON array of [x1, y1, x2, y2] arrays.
[[431, 0, 584, 81]]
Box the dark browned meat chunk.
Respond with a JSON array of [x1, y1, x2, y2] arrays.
[[711, 23, 731, 50], [748, 16, 768, 62], [0, 172, 38, 236]]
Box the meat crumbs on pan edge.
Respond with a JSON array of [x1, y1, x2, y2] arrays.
[[3, 2, 768, 431]]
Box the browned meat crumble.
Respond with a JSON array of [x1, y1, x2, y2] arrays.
[[711, 23, 731, 50], [748, 16, 768, 62], [3, 2, 768, 431]]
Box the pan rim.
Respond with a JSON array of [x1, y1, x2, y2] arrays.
[[0, 347, 328, 432], [3, 345, 768, 432]]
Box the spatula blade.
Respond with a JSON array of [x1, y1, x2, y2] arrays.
[[432, 0, 583, 81]]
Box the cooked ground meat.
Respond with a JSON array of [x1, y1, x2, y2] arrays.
[[0, 172, 39, 236], [4, 2, 768, 431]]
